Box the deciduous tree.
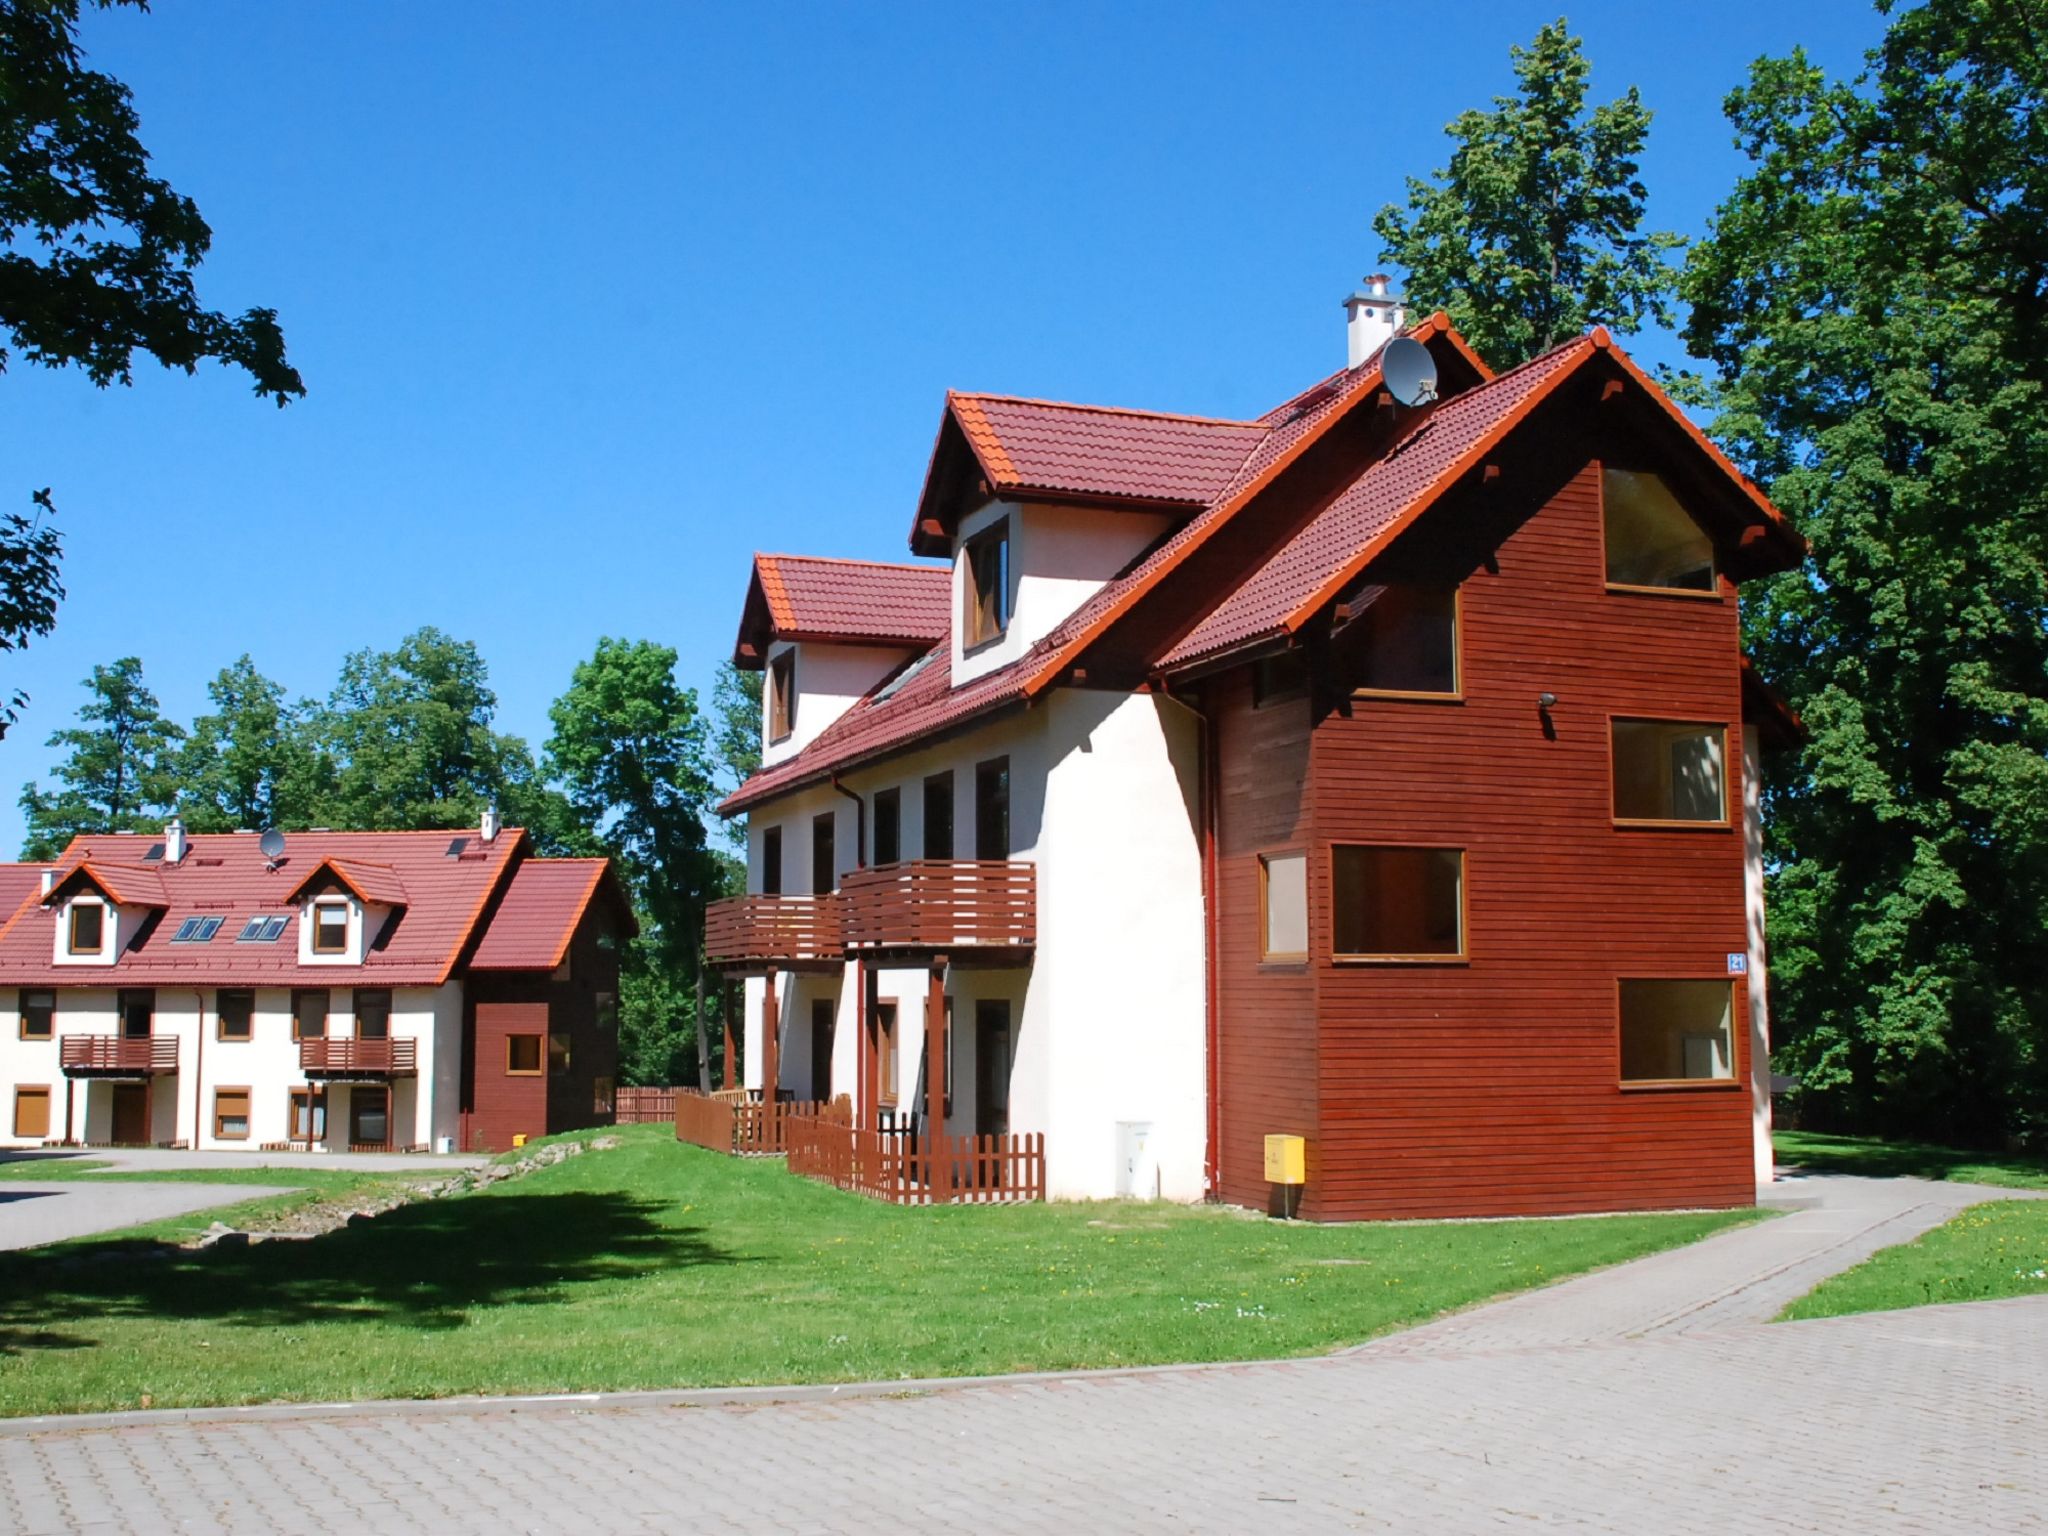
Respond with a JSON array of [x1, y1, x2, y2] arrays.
[[19, 655, 184, 856]]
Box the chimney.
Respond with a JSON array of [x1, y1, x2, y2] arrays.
[[1344, 274, 1409, 369], [164, 817, 187, 865], [480, 805, 500, 844], [40, 869, 53, 896]]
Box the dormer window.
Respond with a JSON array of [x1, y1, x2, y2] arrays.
[[312, 900, 350, 955], [962, 519, 1011, 649], [67, 902, 103, 956], [767, 650, 796, 744]]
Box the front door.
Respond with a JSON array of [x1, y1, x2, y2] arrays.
[[110, 1084, 148, 1145], [810, 999, 835, 1102], [349, 1086, 390, 1149], [974, 1000, 1011, 1138]]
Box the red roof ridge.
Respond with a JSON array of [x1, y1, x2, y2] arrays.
[[756, 552, 947, 575], [436, 831, 527, 986], [947, 387, 1257, 429]]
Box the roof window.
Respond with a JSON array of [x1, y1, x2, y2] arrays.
[[171, 916, 224, 944], [236, 915, 289, 943], [872, 650, 936, 704]]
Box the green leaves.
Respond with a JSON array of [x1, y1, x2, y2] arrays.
[[19, 656, 185, 858], [1373, 19, 1682, 367]]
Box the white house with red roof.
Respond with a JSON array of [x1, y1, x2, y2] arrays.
[[704, 293, 1807, 1219], [0, 818, 632, 1153]]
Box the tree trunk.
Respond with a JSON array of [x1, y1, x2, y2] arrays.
[[693, 957, 711, 1090]]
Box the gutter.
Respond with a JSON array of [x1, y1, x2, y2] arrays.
[[830, 777, 867, 870]]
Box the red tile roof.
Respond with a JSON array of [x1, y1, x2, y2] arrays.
[[284, 856, 409, 908], [468, 858, 633, 971], [0, 865, 46, 931], [0, 829, 583, 986], [45, 861, 172, 909], [735, 554, 951, 664], [947, 393, 1267, 507]]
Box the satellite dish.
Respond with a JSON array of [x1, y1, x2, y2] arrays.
[[1382, 336, 1439, 407], [258, 828, 287, 865]]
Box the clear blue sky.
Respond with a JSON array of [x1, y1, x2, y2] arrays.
[[2, 1, 1884, 855]]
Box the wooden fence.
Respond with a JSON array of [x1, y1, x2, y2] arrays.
[[784, 1112, 1044, 1205], [614, 1087, 678, 1124], [673, 1090, 840, 1156]]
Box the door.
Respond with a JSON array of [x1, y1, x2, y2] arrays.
[[350, 1087, 390, 1149], [975, 757, 1010, 860], [810, 998, 835, 1101], [110, 1084, 148, 1145], [974, 1000, 1011, 1138], [923, 772, 954, 859], [811, 812, 836, 895]]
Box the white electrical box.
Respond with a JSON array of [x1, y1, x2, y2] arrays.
[[1116, 1120, 1156, 1199]]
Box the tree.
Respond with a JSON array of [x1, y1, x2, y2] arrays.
[[19, 655, 184, 856], [1, 1, 304, 726], [1373, 18, 1682, 368], [1682, 0, 2048, 1147], [173, 655, 328, 833], [708, 660, 762, 855]]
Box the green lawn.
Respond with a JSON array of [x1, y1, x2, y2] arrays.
[[1773, 1129, 2048, 1190], [0, 1126, 1761, 1417], [1782, 1198, 2048, 1321]]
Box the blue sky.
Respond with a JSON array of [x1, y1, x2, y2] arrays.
[[2, 1, 1884, 855]]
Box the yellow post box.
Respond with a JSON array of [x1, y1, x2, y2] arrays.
[[1263, 1134, 1305, 1186]]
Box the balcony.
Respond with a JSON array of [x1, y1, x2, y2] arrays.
[[61, 1035, 179, 1077], [841, 860, 1035, 960], [299, 1038, 418, 1079], [703, 893, 843, 969]]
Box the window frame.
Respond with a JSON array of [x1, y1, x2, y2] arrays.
[[593, 1076, 615, 1116], [1609, 716, 1733, 830], [506, 1033, 544, 1076], [1600, 462, 1723, 601], [1257, 849, 1309, 965], [760, 825, 783, 897], [213, 1087, 253, 1142], [355, 987, 392, 1040], [876, 1001, 899, 1108], [961, 518, 1011, 651], [872, 786, 901, 866], [974, 756, 1010, 861], [1348, 585, 1465, 703], [310, 898, 351, 954], [290, 987, 330, 1042], [766, 649, 797, 744], [66, 900, 104, 955], [1615, 977, 1743, 1090], [549, 1030, 572, 1076], [13, 1085, 51, 1140], [811, 810, 837, 896], [922, 771, 955, 860], [216, 988, 255, 1042], [287, 1086, 327, 1142], [18, 989, 54, 1041], [1328, 842, 1470, 965]]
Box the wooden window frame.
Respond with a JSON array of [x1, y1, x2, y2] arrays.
[[117, 987, 155, 1038], [291, 987, 330, 1042], [766, 649, 796, 744], [215, 989, 255, 1042], [310, 899, 350, 954], [1328, 842, 1470, 965], [1349, 585, 1466, 703], [505, 1033, 544, 1076], [18, 989, 54, 1041], [876, 1002, 899, 1108], [286, 1086, 327, 1142], [1609, 716, 1733, 830], [961, 518, 1011, 651], [13, 1085, 51, 1140], [1615, 977, 1743, 1091], [66, 900, 104, 955], [1257, 849, 1309, 965], [1599, 462, 1724, 601], [213, 1087, 253, 1142], [354, 987, 393, 1039]]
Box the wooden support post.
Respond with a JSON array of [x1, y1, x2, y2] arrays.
[[761, 970, 780, 1106], [722, 980, 737, 1092], [925, 959, 950, 1203]]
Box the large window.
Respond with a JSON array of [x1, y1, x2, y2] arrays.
[[355, 988, 391, 1040], [67, 901, 103, 955], [288, 1087, 326, 1141], [1604, 468, 1715, 592], [1331, 846, 1465, 960], [1260, 852, 1308, 961], [1612, 720, 1727, 824], [766, 649, 796, 743], [923, 771, 955, 859], [761, 826, 783, 896], [311, 900, 349, 954], [1352, 586, 1459, 696], [18, 990, 53, 1040], [117, 988, 153, 1038], [975, 757, 1010, 860], [962, 519, 1011, 649], [216, 989, 254, 1042], [292, 988, 329, 1041], [214, 1088, 251, 1141], [873, 787, 901, 865], [1620, 980, 1735, 1083], [13, 1086, 50, 1140]]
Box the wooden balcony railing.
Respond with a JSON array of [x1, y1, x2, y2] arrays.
[[299, 1038, 418, 1078], [703, 894, 843, 967], [840, 860, 1036, 953], [60, 1035, 178, 1076]]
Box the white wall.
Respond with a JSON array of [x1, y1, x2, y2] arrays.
[[1744, 733, 1773, 1186], [761, 640, 919, 769]]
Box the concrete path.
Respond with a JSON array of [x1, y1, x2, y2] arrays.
[[0, 1148, 486, 1176], [0, 1172, 2042, 1534], [0, 1182, 297, 1253]]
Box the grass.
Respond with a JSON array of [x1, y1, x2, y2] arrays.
[[1773, 1129, 2048, 1191], [1781, 1199, 2048, 1321], [0, 1126, 1763, 1417]]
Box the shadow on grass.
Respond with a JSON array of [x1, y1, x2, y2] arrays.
[[0, 1190, 736, 1353], [1778, 1132, 2048, 1186]]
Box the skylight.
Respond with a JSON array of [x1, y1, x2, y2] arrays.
[[170, 915, 224, 944], [872, 651, 936, 704], [236, 915, 289, 943]]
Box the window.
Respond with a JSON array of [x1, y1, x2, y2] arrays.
[[1351, 586, 1459, 696], [1604, 468, 1715, 592], [1612, 720, 1727, 824], [593, 1076, 615, 1116], [1620, 980, 1735, 1083], [1252, 652, 1308, 707], [19, 990, 53, 1040], [1331, 846, 1465, 960], [171, 915, 223, 944], [288, 1087, 326, 1141], [810, 997, 834, 1100], [767, 649, 796, 743], [811, 811, 836, 896], [506, 1033, 543, 1075], [761, 826, 783, 897], [311, 900, 349, 954], [292, 988, 329, 1041], [975, 757, 1010, 860], [117, 989, 153, 1038], [962, 519, 1011, 649], [67, 901, 103, 954], [596, 991, 618, 1032], [355, 988, 391, 1040], [216, 989, 254, 1042], [549, 1031, 572, 1075], [877, 1002, 898, 1108], [13, 1086, 50, 1140], [214, 1088, 251, 1141], [873, 788, 901, 866], [237, 915, 288, 943], [923, 772, 955, 859], [1260, 852, 1308, 961]]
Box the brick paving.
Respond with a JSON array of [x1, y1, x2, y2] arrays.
[[1, 1174, 2043, 1534]]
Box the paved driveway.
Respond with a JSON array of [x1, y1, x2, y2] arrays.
[[0, 1173, 2041, 1534]]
